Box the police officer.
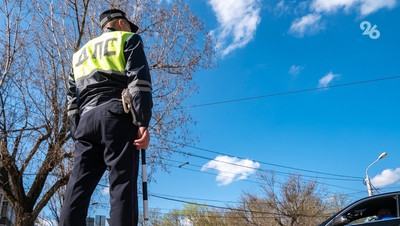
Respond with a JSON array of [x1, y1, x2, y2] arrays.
[[59, 9, 153, 226]]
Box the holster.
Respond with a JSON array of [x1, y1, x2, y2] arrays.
[[121, 88, 138, 126]]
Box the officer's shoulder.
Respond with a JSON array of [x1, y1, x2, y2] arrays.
[[126, 32, 142, 41], [124, 32, 143, 46]]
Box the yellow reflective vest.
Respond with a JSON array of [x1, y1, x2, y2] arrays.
[[73, 31, 132, 80]]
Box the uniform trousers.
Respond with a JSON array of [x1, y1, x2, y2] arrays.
[[59, 100, 139, 226]]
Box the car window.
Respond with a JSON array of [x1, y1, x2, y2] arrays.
[[349, 217, 400, 226], [337, 195, 398, 225], [349, 216, 377, 224]]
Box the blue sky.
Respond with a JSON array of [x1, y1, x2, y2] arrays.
[[95, 0, 400, 218]]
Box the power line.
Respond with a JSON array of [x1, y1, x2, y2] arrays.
[[173, 163, 361, 191], [6, 75, 400, 118], [150, 192, 239, 204], [160, 157, 260, 181], [162, 158, 363, 192], [163, 157, 363, 191], [150, 194, 332, 218], [168, 149, 362, 184], [160, 138, 364, 180], [165, 75, 400, 111], [144, 210, 329, 220], [156, 158, 361, 192]]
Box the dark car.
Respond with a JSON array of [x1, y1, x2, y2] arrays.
[[320, 191, 400, 226]]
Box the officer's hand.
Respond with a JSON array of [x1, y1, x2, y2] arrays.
[[134, 127, 150, 150]]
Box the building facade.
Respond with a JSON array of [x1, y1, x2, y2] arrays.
[[86, 215, 107, 226], [0, 191, 15, 226]]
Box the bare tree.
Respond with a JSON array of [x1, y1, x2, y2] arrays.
[[258, 173, 328, 225], [0, 0, 86, 224], [225, 193, 275, 226], [324, 192, 350, 216], [229, 173, 342, 226], [0, 0, 215, 225]]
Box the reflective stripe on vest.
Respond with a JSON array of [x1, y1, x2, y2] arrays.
[[72, 31, 133, 80]]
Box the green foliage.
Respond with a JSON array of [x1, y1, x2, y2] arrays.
[[145, 203, 226, 226]]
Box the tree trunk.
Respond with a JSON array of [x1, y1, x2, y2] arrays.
[[14, 211, 36, 226]]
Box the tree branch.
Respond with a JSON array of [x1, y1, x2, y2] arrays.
[[20, 131, 51, 174], [32, 175, 69, 219]]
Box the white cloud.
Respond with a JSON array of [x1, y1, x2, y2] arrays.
[[276, 0, 288, 11], [289, 13, 322, 37], [311, 0, 359, 13], [311, 0, 397, 15], [359, 0, 397, 15], [287, 0, 397, 37], [101, 186, 110, 195], [275, 0, 291, 16], [318, 72, 339, 87], [201, 155, 260, 186], [208, 0, 262, 56], [371, 168, 400, 188], [289, 65, 304, 76]]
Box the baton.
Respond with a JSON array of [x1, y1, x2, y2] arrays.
[[141, 149, 149, 221]]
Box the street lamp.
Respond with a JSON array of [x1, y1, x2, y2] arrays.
[[365, 152, 387, 196]]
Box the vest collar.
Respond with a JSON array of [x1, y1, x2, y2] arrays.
[[103, 27, 119, 33]]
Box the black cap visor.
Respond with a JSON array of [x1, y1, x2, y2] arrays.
[[127, 21, 139, 33]]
